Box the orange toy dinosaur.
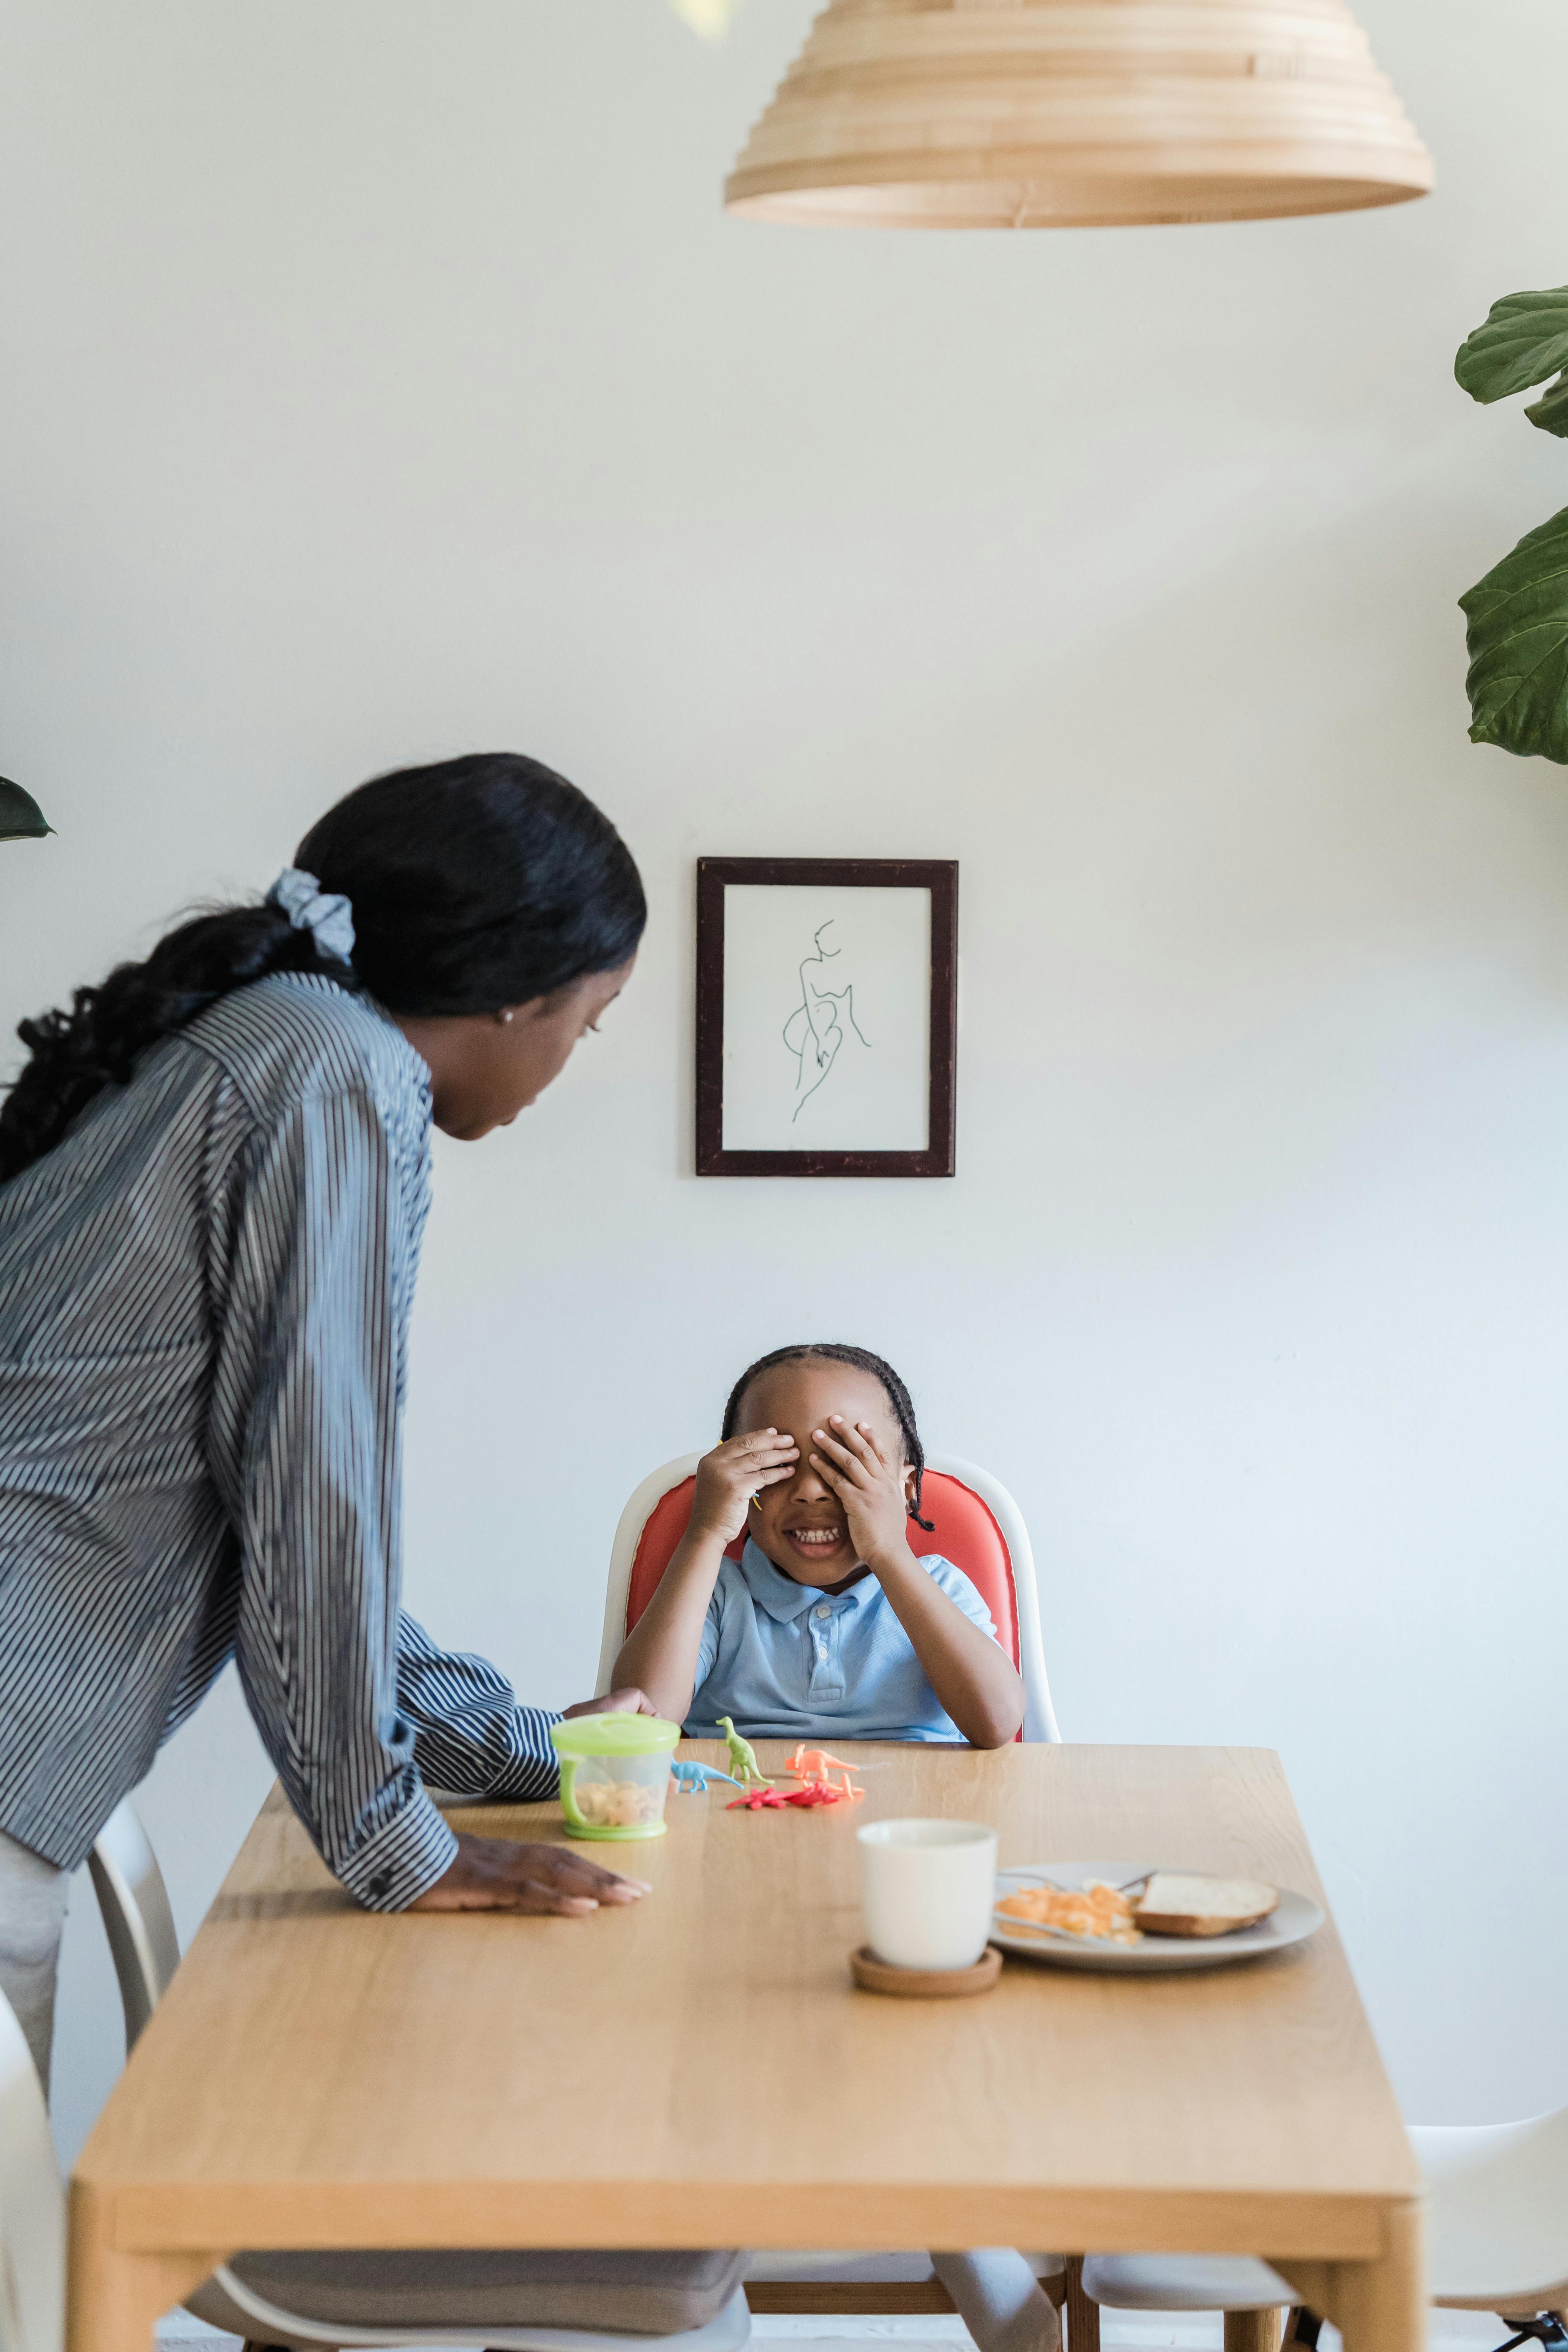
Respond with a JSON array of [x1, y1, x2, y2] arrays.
[[788, 1743, 857, 1780], [785, 1745, 866, 1801]]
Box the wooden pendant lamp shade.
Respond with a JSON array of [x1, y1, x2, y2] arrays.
[[723, 0, 1434, 229]]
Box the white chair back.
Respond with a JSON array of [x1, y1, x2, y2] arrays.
[[0, 1987, 65, 2352], [598, 1451, 702, 1696], [88, 1801, 180, 2054], [938, 1452, 1058, 1744], [598, 1449, 1060, 1742]]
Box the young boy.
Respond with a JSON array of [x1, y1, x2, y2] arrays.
[[615, 1342, 1023, 1748]]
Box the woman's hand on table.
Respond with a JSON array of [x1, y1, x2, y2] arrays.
[[411, 1832, 651, 1915], [808, 1416, 914, 1572]]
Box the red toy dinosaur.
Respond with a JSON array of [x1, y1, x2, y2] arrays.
[[727, 1781, 848, 1812]]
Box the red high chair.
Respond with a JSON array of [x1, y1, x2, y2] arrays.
[[597, 1454, 1058, 1761]]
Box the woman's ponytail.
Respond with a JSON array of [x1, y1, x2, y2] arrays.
[[0, 902, 353, 1186], [0, 750, 645, 1189]]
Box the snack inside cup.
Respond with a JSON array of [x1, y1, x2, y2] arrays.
[[572, 1780, 665, 1829]]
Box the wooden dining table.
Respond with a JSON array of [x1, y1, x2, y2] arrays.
[[70, 1741, 1423, 2352]]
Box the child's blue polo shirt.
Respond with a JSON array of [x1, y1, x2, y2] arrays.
[[683, 1536, 1001, 1744]]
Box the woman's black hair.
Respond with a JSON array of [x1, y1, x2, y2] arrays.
[[720, 1342, 935, 1532], [0, 752, 646, 1186]]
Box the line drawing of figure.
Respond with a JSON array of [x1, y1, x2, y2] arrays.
[[782, 919, 871, 1121]]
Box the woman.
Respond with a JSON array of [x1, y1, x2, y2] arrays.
[[0, 751, 656, 2095]]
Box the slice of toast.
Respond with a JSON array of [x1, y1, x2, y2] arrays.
[[1133, 1872, 1278, 1938]]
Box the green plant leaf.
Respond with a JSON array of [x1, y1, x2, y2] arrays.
[[0, 776, 51, 840], [1460, 503, 1568, 761], [1525, 369, 1568, 437], [1455, 286, 1568, 410]]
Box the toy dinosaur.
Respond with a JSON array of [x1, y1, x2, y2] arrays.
[[787, 1744, 859, 1782], [670, 1759, 742, 1795], [787, 1744, 867, 1800], [726, 1781, 849, 1813], [716, 1715, 770, 1788]]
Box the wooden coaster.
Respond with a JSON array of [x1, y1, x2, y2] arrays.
[[850, 1943, 1003, 1998]]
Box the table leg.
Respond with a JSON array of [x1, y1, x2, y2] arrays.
[[68, 2245, 226, 2352], [1274, 2202, 1425, 2352], [1335, 2207, 1426, 2352], [68, 2191, 227, 2352], [1225, 2314, 1283, 2352], [1064, 2259, 1100, 2352]]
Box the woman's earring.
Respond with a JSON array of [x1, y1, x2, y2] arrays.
[[501, 1009, 515, 1024]]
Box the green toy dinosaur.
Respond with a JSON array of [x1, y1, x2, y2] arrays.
[[716, 1715, 770, 1789]]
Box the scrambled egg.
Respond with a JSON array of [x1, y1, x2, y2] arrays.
[[995, 1880, 1143, 1947]]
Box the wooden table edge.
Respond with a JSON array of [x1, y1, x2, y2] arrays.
[[79, 2177, 1408, 2260]]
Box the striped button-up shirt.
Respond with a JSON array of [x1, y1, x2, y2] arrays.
[[0, 974, 558, 1909]]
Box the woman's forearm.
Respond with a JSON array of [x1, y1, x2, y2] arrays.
[[612, 1525, 727, 1722], [398, 1609, 560, 1800], [869, 1551, 1025, 1748]]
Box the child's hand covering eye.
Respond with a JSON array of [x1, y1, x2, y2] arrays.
[[808, 1418, 913, 1574], [691, 1426, 800, 1545]]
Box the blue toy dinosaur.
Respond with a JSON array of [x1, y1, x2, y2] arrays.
[[670, 1759, 743, 1795]]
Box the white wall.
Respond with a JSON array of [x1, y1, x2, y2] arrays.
[[3, 0, 1566, 2169]]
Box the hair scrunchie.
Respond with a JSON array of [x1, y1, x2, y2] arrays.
[[267, 867, 355, 963]]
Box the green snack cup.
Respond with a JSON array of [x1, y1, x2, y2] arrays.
[[551, 1712, 682, 1840]]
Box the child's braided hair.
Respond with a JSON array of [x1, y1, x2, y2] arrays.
[[720, 1342, 935, 1533]]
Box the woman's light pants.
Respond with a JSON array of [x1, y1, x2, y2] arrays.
[[0, 1825, 69, 2098]]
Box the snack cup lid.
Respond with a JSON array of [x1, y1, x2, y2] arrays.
[[550, 1712, 682, 1758]]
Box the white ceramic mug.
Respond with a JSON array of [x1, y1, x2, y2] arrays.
[[857, 1817, 999, 1970]]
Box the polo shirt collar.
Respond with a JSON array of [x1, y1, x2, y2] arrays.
[[739, 1537, 873, 1621]]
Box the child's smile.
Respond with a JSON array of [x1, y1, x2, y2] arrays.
[[778, 1516, 853, 1575]]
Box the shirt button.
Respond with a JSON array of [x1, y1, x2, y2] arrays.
[[814, 1605, 831, 1620]]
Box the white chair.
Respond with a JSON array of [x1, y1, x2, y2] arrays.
[[1071, 2254, 1300, 2352], [0, 1984, 64, 2352], [599, 1449, 1059, 1743], [88, 1800, 180, 2029], [601, 1451, 1063, 2339], [88, 1801, 750, 2352], [1078, 2112, 1568, 2352]]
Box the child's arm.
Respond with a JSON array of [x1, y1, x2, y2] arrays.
[[613, 1428, 800, 1723], [808, 1416, 1025, 1749]]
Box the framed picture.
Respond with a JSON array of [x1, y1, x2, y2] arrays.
[[695, 857, 958, 1177]]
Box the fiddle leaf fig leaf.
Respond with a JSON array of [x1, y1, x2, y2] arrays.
[[1525, 369, 1568, 438], [0, 776, 52, 841], [1455, 286, 1568, 412], [1460, 504, 1568, 762]]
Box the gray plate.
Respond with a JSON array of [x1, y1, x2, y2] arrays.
[[992, 1861, 1325, 1974]]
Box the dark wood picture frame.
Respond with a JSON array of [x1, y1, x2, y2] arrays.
[[695, 857, 958, 1178]]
